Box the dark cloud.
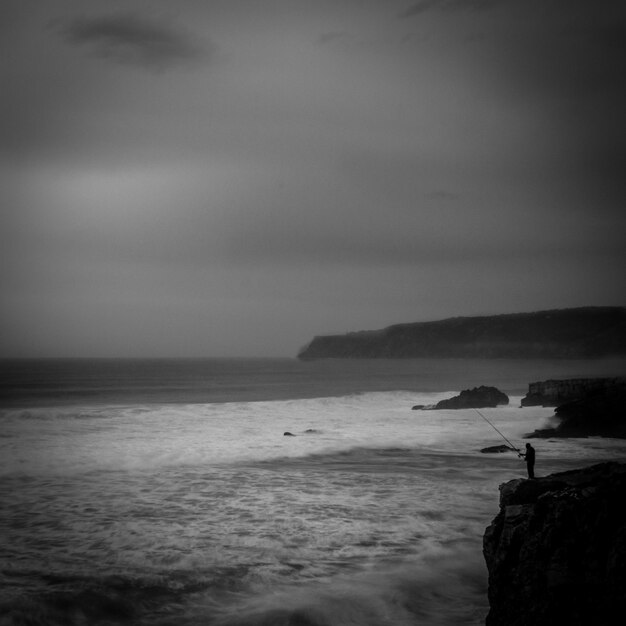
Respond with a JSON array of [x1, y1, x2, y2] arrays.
[[501, 10, 626, 99], [488, 2, 626, 211], [60, 12, 208, 71], [400, 0, 503, 18], [401, 0, 625, 213], [400, 0, 442, 17]]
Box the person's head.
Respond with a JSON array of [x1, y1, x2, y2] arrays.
[[526, 443, 531, 449]]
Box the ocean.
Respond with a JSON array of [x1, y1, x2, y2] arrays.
[[2, 357, 626, 625]]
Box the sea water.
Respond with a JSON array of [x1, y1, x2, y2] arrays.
[[1, 358, 626, 625]]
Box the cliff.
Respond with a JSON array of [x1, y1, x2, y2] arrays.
[[526, 383, 626, 439], [483, 462, 626, 626], [297, 307, 626, 359], [521, 377, 626, 407]]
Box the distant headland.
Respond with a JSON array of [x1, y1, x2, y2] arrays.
[[297, 307, 626, 360]]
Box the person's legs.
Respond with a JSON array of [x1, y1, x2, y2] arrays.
[[527, 462, 535, 479]]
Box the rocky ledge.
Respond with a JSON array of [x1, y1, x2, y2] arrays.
[[414, 386, 509, 410], [430, 385, 508, 410], [521, 377, 626, 407], [483, 462, 626, 626], [526, 381, 626, 439]]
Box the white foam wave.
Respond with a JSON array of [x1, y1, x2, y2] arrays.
[[1, 391, 625, 477], [207, 545, 488, 626]]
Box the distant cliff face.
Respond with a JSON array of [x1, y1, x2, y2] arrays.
[[483, 462, 626, 626], [521, 377, 626, 407], [297, 307, 626, 359]]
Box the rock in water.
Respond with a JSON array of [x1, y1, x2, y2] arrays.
[[431, 386, 509, 409], [483, 462, 626, 625], [480, 445, 516, 454], [551, 386, 626, 438]]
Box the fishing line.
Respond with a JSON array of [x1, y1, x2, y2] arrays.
[[473, 408, 521, 455]]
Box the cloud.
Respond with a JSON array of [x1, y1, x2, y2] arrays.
[[399, 0, 442, 17], [400, 0, 504, 18], [487, 2, 626, 210], [60, 12, 208, 71], [398, 0, 626, 213]]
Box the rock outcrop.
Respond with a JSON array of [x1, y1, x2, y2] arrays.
[[521, 377, 626, 407], [480, 445, 516, 454], [528, 385, 626, 439], [483, 462, 626, 626], [297, 307, 626, 359], [430, 386, 509, 410]]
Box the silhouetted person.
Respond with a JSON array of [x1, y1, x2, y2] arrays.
[[522, 443, 535, 479]]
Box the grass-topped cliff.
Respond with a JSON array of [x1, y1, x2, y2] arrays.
[[297, 307, 626, 360]]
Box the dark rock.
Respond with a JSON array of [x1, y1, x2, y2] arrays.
[[304, 429, 320, 434], [483, 462, 626, 626], [521, 377, 626, 407], [283, 432, 296, 437], [411, 405, 425, 410], [525, 384, 626, 439], [480, 445, 516, 454], [552, 386, 626, 438], [526, 428, 558, 439], [432, 386, 509, 410]]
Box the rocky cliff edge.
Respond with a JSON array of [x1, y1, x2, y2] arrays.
[[483, 462, 626, 625]]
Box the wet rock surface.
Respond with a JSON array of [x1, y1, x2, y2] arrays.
[[480, 445, 516, 454], [521, 377, 626, 407], [429, 386, 509, 410], [526, 384, 626, 439], [483, 462, 626, 625]]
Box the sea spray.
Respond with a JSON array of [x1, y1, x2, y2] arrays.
[[3, 362, 626, 626], [162, 546, 489, 626]]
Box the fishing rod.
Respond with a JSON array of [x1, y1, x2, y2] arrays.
[[473, 408, 523, 456]]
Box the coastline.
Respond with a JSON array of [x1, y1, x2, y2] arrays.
[[2, 356, 626, 409], [2, 359, 626, 625]]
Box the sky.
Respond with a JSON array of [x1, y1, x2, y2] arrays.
[[1, 0, 625, 358]]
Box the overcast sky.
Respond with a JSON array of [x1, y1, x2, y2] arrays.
[[1, 0, 625, 357]]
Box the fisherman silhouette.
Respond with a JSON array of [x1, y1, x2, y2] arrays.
[[521, 443, 536, 479], [472, 409, 536, 479]]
